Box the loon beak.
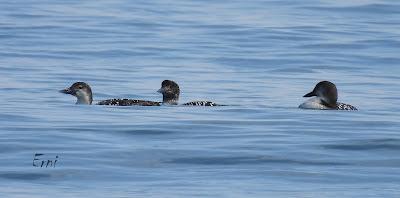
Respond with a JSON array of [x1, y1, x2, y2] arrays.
[[303, 91, 316, 97], [157, 88, 164, 93], [59, 88, 73, 95]]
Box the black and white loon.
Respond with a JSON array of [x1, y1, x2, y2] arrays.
[[60, 82, 160, 106], [157, 80, 222, 106], [299, 81, 357, 110]]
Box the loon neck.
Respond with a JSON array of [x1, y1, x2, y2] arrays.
[[76, 97, 92, 105], [320, 97, 337, 109], [163, 100, 178, 105], [162, 93, 179, 105], [75, 90, 93, 105]]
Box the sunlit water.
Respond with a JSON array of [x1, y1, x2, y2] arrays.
[[1, 0, 400, 197]]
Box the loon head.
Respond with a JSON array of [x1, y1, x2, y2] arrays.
[[60, 82, 93, 105], [303, 81, 338, 108], [157, 80, 180, 105]]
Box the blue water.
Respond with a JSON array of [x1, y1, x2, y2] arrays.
[[1, 0, 400, 197]]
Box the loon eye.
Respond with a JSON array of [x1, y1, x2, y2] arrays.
[[78, 86, 83, 89]]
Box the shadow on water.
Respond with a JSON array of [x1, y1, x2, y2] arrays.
[[0, 172, 51, 181], [323, 138, 400, 151], [167, 155, 348, 166], [118, 129, 176, 135]]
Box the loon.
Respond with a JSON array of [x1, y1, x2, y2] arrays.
[[299, 81, 357, 110], [157, 80, 222, 106], [60, 82, 160, 106]]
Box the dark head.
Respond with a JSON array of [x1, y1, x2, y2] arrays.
[[59, 82, 93, 105], [157, 80, 180, 105], [303, 81, 338, 108]]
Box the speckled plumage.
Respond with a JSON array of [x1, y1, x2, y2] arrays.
[[182, 101, 222, 106], [97, 99, 161, 106], [336, 102, 357, 111]]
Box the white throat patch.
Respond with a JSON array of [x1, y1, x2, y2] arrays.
[[75, 90, 91, 104]]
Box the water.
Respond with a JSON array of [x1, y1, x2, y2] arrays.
[[1, 0, 400, 197]]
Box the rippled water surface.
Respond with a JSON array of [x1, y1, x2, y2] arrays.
[[1, 0, 400, 197]]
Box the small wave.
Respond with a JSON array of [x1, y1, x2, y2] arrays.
[[302, 3, 400, 14]]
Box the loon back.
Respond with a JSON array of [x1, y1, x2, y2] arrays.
[[97, 99, 161, 106], [182, 101, 223, 106], [336, 103, 358, 111]]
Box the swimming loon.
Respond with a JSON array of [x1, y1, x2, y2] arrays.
[[157, 80, 222, 106], [60, 82, 160, 106], [299, 81, 357, 110]]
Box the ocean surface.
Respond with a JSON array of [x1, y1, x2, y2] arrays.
[[1, 0, 400, 197]]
